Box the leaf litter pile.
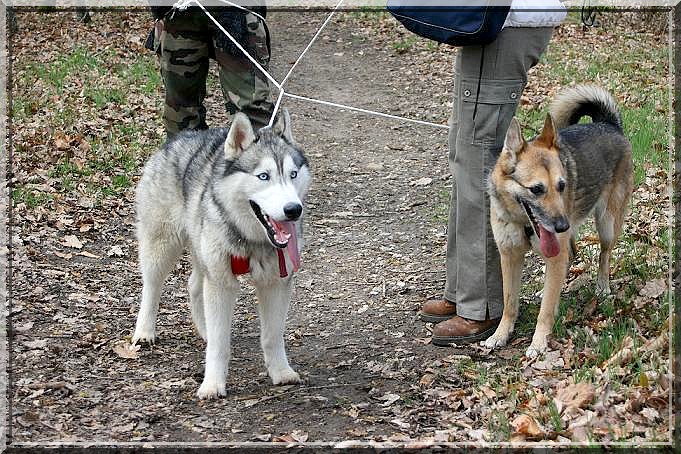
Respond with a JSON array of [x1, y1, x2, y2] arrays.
[[8, 9, 671, 445]]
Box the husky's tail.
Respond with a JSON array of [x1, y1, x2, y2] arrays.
[[550, 84, 622, 131]]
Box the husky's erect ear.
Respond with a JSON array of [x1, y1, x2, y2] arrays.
[[224, 113, 256, 160], [272, 108, 295, 143], [536, 113, 559, 148], [500, 117, 525, 174]]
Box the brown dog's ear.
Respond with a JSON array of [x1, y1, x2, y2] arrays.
[[500, 117, 525, 174], [537, 113, 559, 148], [224, 113, 255, 160]]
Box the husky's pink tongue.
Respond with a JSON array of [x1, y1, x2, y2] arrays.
[[270, 220, 300, 271], [539, 225, 560, 258]]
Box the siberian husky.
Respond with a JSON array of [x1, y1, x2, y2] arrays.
[[131, 110, 311, 399]]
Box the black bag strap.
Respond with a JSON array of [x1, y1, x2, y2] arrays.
[[472, 45, 485, 122]]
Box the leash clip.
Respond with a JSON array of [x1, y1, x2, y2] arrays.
[[170, 0, 193, 20], [172, 0, 193, 12]]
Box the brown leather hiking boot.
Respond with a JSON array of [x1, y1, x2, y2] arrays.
[[431, 315, 500, 346], [419, 299, 456, 323]]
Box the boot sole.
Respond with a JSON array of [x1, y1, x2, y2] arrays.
[[419, 312, 455, 323], [431, 324, 499, 346]]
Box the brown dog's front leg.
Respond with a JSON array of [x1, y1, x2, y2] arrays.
[[484, 248, 525, 349], [526, 241, 569, 358]]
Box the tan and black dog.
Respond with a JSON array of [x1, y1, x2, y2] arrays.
[[483, 85, 633, 357]]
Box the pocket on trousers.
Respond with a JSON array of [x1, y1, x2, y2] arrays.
[[459, 79, 524, 145], [244, 13, 270, 63]]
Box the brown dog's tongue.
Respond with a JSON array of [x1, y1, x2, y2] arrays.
[[539, 225, 560, 258]]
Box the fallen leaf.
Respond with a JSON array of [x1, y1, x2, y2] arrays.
[[419, 373, 436, 387], [112, 422, 136, 433], [14, 321, 34, 333], [479, 385, 496, 400], [379, 393, 401, 407], [410, 177, 433, 186], [602, 336, 634, 368], [23, 339, 48, 349], [531, 350, 564, 370], [78, 251, 101, 259], [511, 414, 543, 439], [570, 426, 590, 442], [113, 341, 140, 359], [642, 331, 668, 356], [61, 234, 83, 249], [639, 278, 666, 299], [272, 434, 295, 443], [54, 132, 70, 150], [290, 430, 308, 442], [108, 245, 124, 257], [554, 382, 595, 417], [390, 418, 410, 430], [640, 407, 660, 423]]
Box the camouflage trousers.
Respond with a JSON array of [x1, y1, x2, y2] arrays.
[[152, 9, 273, 135]]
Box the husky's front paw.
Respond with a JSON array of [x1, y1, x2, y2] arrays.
[[197, 378, 227, 399], [131, 328, 156, 346], [483, 331, 509, 349], [269, 367, 302, 386]]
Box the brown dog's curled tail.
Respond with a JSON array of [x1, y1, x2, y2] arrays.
[[549, 84, 622, 132]]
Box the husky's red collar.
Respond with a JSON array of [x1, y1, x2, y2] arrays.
[[230, 231, 301, 278]]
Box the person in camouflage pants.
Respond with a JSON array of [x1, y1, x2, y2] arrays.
[[147, 6, 274, 136]]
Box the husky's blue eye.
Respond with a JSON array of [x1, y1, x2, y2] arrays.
[[290, 170, 298, 179], [257, 172, 269, 181]]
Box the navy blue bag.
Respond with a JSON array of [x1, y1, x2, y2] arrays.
[[386, 2, 511, 46]]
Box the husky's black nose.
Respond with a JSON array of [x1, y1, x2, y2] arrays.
[[284, 203, 302, 220], [554, 217, 570, 233]]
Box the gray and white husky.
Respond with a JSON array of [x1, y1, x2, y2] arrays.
[[131, 110, 311, 399]]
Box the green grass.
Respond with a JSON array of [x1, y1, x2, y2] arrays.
[[348, 6, 387, 21], [552, 297, 573, 339], [594, 319, 638, 365], [488, 410, 512, 440], [11, 187, 53, 208], [118, 58, 162, 94], [10, 96, 34, 120], [621, 103, 668, 186], [547, 399, 563, 432], [514, 300, 540, 338], [392, 36, 419, 54], [30, 47, 99, 94], [84, 87, 127, 108]]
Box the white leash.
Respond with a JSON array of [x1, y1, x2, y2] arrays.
[[171, 0, 448, 131], [284, 93, 449, 130], [268, 0, 344, 127], [279, 0, 345, 89]]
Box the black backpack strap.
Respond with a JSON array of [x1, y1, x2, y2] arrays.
[[472, 45, 485, 122]]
